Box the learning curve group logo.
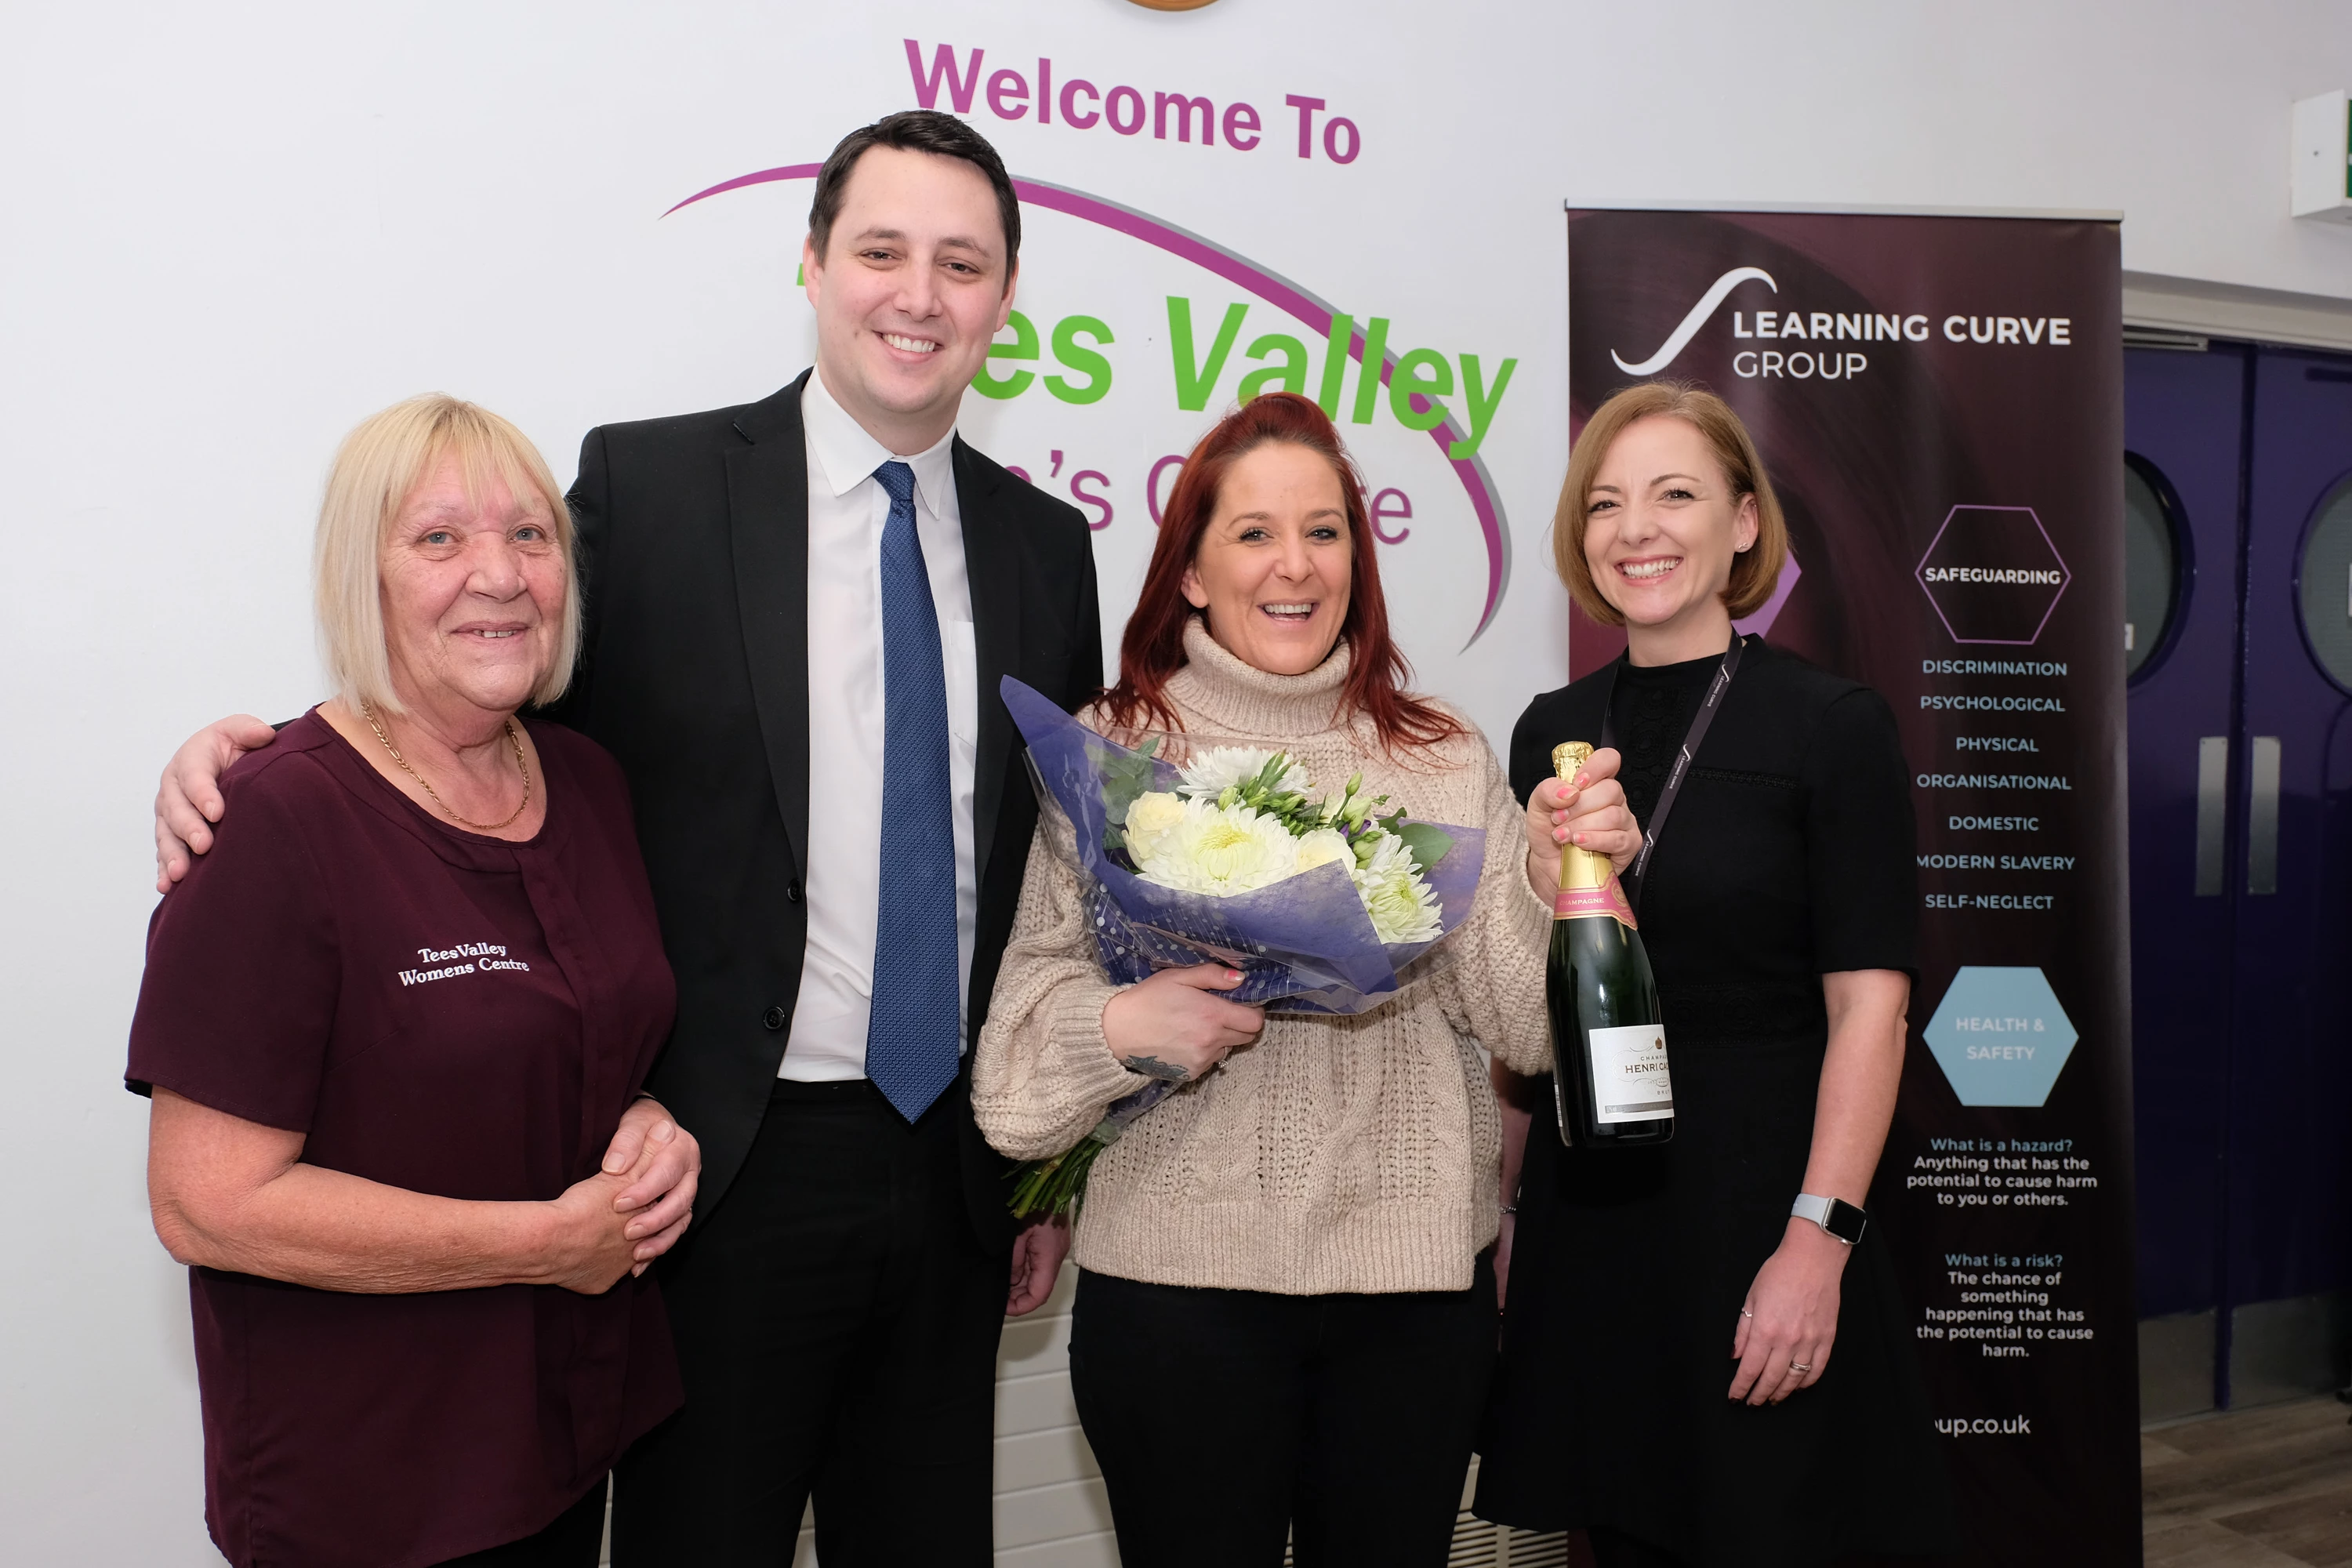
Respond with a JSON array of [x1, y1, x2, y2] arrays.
[[665, 40, 1528, 650], [1614, 264, 2075, 648], [1610, 264, 2082, 387]]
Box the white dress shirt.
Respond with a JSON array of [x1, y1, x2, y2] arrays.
[[779, 367, 980, 1081]]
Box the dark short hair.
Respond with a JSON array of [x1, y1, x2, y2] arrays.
[[808, 111, 1020, 281]]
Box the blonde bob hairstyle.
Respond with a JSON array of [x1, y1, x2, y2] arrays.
[[1552, 381, 1788, 627], [314, 394, 580, 715]]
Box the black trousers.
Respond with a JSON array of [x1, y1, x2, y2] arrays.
[[434, 1479, 605, 1566], [611, 1080, 1006, 1566], [1069, 1254, 1497, 1568], [1587, 1525, 1690, 1567]]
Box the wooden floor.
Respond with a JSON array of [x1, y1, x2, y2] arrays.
[[2144, 1396, 2352, 1566]]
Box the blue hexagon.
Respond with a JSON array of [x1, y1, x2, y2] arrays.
[[1922, 966, 2078, 1107]]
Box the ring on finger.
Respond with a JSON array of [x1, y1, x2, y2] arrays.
[[1789, 1361, 1810, 1374]]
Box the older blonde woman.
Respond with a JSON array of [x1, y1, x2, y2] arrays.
[[127, 396, 697, 1568]]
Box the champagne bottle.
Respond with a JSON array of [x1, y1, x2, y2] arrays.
[[1547, 742, 1674, 1147]]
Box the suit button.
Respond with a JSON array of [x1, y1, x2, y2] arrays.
[[786, 880, 803, 904], [762, 1005, 788, 1031]]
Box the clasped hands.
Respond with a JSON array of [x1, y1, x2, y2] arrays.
[[546, 1098, 700, 1294]]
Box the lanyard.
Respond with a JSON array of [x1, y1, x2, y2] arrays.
[[1596, 633, 1747, 911]]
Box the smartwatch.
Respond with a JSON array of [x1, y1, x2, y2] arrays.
[[1791, 1192, 1867, 1245]]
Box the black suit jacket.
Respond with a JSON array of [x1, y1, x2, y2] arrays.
[[546, 371, 1102, 1250]]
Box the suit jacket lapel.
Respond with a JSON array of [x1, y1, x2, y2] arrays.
[[955, 438, 1022, 894], [726, 372, 814, 873]]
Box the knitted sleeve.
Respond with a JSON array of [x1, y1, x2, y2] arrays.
[[1429, 731, 1555, 1075], [971, 807, 1158, 1161]]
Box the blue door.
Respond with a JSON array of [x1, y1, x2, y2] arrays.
[[2126, 342, 2352, 1417]]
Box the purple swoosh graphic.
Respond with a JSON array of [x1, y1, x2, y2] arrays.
[[664, 167, 1512, 648]]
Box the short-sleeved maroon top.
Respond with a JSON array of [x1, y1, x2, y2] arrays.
[[126, 710, 683, 1568]]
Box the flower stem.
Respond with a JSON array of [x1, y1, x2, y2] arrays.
[[1008, 1136, 1109, 1219]]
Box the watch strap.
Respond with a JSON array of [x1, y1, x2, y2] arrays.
[[1791, 1192, 1867, 1244]]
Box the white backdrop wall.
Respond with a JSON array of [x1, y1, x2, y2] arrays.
[[5, 2, 2350, 1561]]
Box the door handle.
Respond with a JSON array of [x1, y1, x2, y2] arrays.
[[2196, 737, 2228, 896], [2247, 736, 2281, 896]]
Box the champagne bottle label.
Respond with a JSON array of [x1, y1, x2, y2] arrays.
[[1587, 1023, 1675, 1122], [1553, 880, 1638, 928]]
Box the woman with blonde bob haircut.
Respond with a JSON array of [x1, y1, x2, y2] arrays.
[[314, 395, 583, 717], [1549, 380, 1790, 629], [126, 395, 700, 1568], [1476, 383, 1956, 1565]]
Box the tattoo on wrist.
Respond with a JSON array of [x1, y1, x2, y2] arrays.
[[1120, 1054, 1191, 1083]]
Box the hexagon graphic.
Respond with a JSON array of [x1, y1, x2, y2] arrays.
[[1917, 505, 2071, 645], [1733, 546, 1802, 640], [1922, 966, 2078, 1107]]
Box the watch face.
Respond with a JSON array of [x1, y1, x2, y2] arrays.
[[1827, 1199, 1869, 1244]]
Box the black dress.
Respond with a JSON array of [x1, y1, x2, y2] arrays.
[[1474, 639, 1957, 1566]]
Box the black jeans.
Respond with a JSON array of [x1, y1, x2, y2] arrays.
[[611, 1080, 1005, 1566], [433, 1479, 605, 1566], [1069, 1254, 1497, 1568]]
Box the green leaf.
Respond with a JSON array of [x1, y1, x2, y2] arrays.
[[1390, 819, 1455, 874], [1099, 747, 1158, 821]]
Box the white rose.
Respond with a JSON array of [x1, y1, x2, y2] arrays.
[[1121, 790, 1188, 863], [1295, 827, 1356, 873], [1137, 799, 1301, 895]]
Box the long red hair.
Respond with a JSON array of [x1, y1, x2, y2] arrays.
[[1099, 392, 1462, 750]]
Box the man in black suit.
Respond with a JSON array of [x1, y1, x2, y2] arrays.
[[151, 111, 1098, 1565]]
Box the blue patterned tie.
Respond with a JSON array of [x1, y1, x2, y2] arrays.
[[864, 460, 961, 1122]]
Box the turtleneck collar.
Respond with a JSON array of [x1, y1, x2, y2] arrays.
[[1163, 617, 1356, 739]]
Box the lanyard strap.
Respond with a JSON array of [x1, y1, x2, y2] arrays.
[[1596, 634, 1747, 911]]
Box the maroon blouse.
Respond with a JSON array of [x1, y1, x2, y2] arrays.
[[126, 711, 682, 1568]]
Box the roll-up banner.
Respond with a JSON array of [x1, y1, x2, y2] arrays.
[[1565, 207, 2135, 1566]]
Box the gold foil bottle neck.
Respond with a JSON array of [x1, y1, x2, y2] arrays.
[[1559, 843, 1613, 890], [1548, 740, 1613, 891]]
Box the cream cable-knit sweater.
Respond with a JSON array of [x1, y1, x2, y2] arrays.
[[974, 621, 1555, 1295]]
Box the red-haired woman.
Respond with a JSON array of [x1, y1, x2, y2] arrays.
[[974, 393, 1636, 1568]]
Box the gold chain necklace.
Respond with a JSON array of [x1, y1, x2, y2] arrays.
[[360, 701, 532, 832]]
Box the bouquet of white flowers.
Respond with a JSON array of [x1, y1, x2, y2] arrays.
[[999, 677, 1486, 1216]]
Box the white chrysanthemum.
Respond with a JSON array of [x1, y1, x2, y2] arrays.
[[1295, 827, 1355, 873], [1351, 832, 1444, 944], [1174, 745, 1312, 801], [1135, 799, 1301, 895], [1121, 790, 1188, 863]]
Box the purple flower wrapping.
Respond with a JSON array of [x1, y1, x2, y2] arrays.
[[1001, 676, 1487, 1017]]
